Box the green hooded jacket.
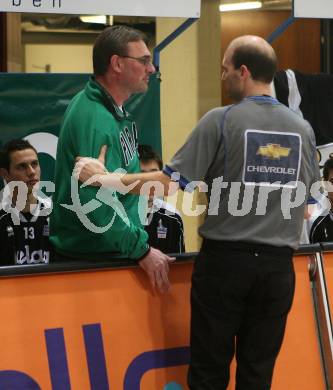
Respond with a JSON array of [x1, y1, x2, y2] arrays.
[[50, 77, 149, 260]]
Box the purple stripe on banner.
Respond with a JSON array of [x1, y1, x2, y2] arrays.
[[45, 328, 71, 390], [82, 323, 110, 390], [124, 346, 190, 390]]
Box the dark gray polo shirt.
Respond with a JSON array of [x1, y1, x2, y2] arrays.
[[163, 96, 320, 249]]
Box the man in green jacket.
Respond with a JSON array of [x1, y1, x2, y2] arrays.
[[50, 26, 173, 293]]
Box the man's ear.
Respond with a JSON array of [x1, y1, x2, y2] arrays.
[[109, 54, 122, 74], [240, 64, 250, 78], [0, 168, 9, 181]]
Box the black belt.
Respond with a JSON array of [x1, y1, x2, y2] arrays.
[[201, 239, 294, 256]]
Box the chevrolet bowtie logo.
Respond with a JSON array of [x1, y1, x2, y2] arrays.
[[256, 143, 291, 159]]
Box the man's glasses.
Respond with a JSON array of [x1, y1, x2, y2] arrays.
[[120, 55, 153, 67]]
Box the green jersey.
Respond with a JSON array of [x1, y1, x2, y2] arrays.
[[50, 77, 149, 260]]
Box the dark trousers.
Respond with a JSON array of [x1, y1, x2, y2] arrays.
[[188, 240, 295, 390]]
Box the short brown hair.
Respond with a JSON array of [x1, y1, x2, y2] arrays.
[[138, 144, 163, 170], [232, 45, 277, 83], [93, 25, 147, 76], [0, 139, 37, 171]]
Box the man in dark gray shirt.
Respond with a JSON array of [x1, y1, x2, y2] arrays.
[[75, 35, 320, 390]]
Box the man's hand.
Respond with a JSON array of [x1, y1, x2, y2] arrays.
[[74, 145, 108, 185], [139, 247, 176, 293], [74, 144, 172, 195]]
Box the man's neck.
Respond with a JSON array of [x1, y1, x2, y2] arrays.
[[95, 75, 129, 106], [243, 83, 273, 99]]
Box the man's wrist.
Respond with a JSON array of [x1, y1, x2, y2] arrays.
[[98, 172, 126, 189], [136, 246, 151, 263]]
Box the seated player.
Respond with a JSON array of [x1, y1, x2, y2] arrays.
[[138, 144, 185, 254], [0, 139, 52, 265], [310, 156, 333, 243]]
